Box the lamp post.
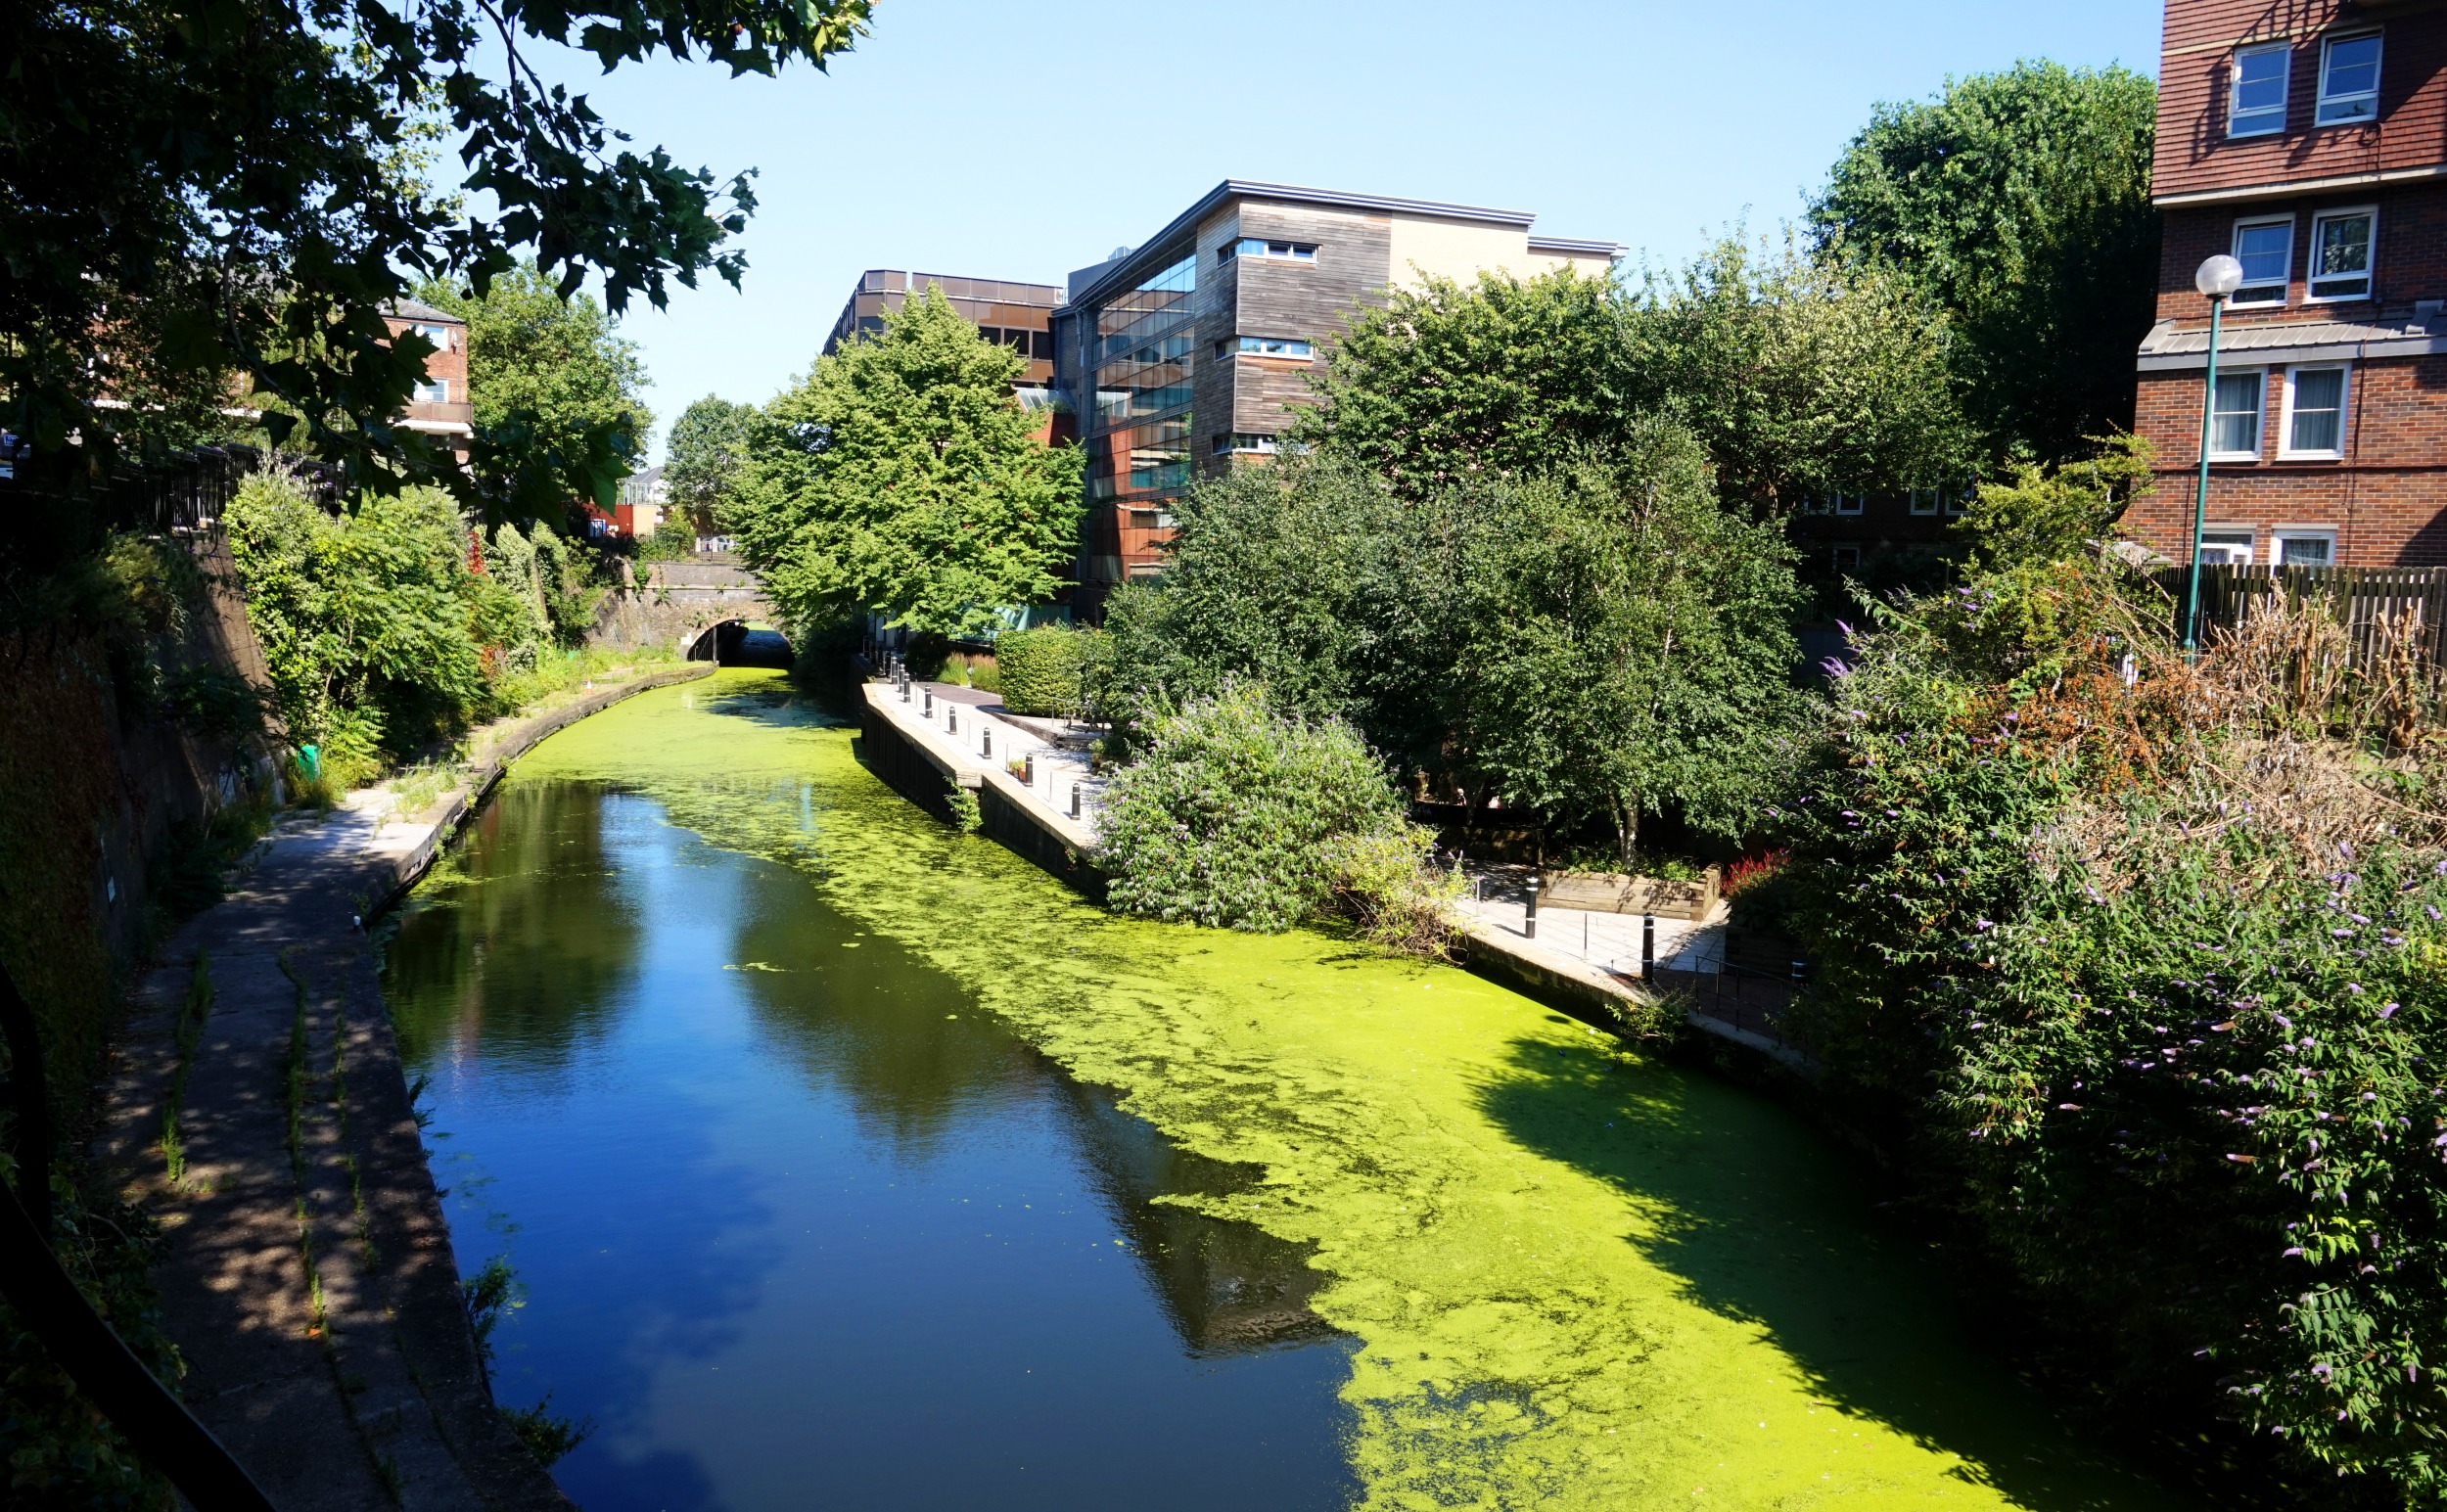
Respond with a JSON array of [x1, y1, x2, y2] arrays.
[[2187, 253, 2245, 654]]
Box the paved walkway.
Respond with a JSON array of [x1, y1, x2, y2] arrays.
[[885, 680, 1112, 841], [94, 664, 706, 1510], [1452, 864, 1727, 979]]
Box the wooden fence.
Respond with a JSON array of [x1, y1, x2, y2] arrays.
[[2153, 565, 2447, 667]]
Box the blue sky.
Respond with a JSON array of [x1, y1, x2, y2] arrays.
[[531, 1, 2163, 461]]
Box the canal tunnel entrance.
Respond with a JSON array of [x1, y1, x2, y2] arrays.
[[687, 618, 794, 666]]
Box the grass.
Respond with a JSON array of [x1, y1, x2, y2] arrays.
[[159, 952, 213, 1184]]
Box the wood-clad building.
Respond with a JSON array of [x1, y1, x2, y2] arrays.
[[821, 269, 1063, 391], [2129, 0, 2447, 568], [1050, 181, 1621, 617]]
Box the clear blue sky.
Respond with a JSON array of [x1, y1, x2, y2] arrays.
[[532, 0, 2163, 462]]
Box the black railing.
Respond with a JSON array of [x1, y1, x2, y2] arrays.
[[2, 441, 342, 535]]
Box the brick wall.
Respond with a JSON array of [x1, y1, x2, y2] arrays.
[[2133, 354, 2447, 564], [2156, 191, 2447, 325], [2154, 0, 2447, 203]]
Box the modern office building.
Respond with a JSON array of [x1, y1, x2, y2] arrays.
[[1049, 181, 1622, 615], [2127, 0, 2447, 568], [822, 269, 1064, 394]]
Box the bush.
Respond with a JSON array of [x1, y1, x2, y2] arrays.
[[1099, 682, 1429, 934], [995, 626, 1092, 716], [635, 516, 695, 563]]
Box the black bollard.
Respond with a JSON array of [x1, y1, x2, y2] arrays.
[[1023, 754, 1036, 786], [949, 709, 958, 734], [1070, 782, 1082, 819], [1523, 875, 1541, 940], [1641, 912, 1655, 982], [923, 689, 934, 718], [982, 728, 992, 758]]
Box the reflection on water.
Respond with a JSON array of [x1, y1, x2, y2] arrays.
[[387, 784, 1359, 1512], [387, 670, 2189, 1512]]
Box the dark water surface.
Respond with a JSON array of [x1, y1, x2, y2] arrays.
[[386, 781, 1358, 1511]]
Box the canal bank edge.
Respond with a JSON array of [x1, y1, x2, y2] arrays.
[[855, 679, 1105, 895], [852, 677, 1811, 1077], [94, 663, 711, 1511]]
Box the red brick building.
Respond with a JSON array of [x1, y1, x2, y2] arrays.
[[382, 298, 473, 463], [2130, 0, 2447, 568]]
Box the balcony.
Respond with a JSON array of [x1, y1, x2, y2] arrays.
[[402, 400, 475, 434]]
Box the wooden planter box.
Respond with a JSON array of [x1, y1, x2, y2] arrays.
[[1539, 867, 1721, 919]]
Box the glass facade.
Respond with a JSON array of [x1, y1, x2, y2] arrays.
[[1084, 252, 1203, 507]]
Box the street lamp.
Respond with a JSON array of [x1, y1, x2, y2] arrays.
[[2187, 252, 2245, 653]]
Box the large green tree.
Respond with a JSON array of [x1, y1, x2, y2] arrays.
[[1809, 61, 2160, 462], [3, 0, 868, 498], [734, 289, 1084, 639], [664, 393, 757, 529], [415, 262, 654, 502], [1298, 242, 1974, 515]]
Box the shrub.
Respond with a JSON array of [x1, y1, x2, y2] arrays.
[[634, 516, 695, 563], [995, 626, 1092, 716], [1100, 682, 1414, 933]]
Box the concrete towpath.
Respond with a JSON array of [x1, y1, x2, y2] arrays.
[[94, 663, 709, 1510]]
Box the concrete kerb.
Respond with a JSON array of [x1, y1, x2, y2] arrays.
[[97, 662, 710, 1512]]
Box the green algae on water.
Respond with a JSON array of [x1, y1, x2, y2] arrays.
[[502, 671, 2184, 1511]]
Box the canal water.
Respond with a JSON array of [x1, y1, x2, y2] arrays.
[[384, 669, 2184, 1511]]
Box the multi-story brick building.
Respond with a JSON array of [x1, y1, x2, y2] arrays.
[[2128, 0, 2447, 569], [1049, 181, 1621, 616], [382, 298, 473, 463]]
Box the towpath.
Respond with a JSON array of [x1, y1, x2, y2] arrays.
[[93, 664, 709, 1511]]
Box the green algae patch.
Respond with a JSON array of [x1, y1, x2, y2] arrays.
[[506, 671, 2184, 1510]]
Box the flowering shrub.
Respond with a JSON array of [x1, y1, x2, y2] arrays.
[[1771, 536, 2447, 1492], [1721, 849, 1789, 897]]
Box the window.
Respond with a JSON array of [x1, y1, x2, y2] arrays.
[[2232, 216, 2294, 304], [408, 321, 452, 350], [2210, 370, 2266, 457], [1832, 490, 1865, 516], [2274, 528, 2337, 566], [2308, 208, 2375, 299], [1214, 432, 1278, 455], [2280, 365, 2350, 458], [2231, 43, 2290, 135], [1945, 482, 1970, 516], [2317, 32, 2382, 125], [1909, 488, 1941, 516], [2199, 529, 2258, 565], [413, 377, 449, 403], [1233, 336, 1314, 359], [1830, 544, 1862, 572], [1222, 238, 1316, 263]]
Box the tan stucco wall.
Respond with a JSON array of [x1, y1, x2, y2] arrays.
[[1385, 214, 1539, 291]]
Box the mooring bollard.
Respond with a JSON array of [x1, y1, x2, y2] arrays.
[[1641, 912, 1656, 982], [982, 728, 992, 758], [948, 709, 958, 734], [1070, 782, 1082, 819], [1022, 754, 1036, 786], [923, 689, 934, 718], [1523, 875, 1541, 940]]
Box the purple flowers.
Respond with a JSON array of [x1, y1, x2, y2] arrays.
[[2381, 1003, 2401, 1020]]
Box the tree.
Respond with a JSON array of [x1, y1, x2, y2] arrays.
[[1809, 62, 2160, 462], [1293, 269, 1632, 498], [1296, 240, 1974, 517], [1622, 232, 1978, 512], [733, 289, 1084, 640], [1445, 428, 1804, 865], [664, 394, 756, 529], [3, 0, 868, 497], [415, 262, 654, 502]]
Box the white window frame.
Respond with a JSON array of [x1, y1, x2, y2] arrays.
[[2272, 527, 2339, 566], [408, 322, 453, 349], [1944, 482, 1969, 516], [2316, 31, 2382, 126], [1214, 432, 1279, 455], [1908, 488, 1940, 517], [1832, 489, 1865, 516], [2209, 368, 2268, 459], [2307, 206, 2378, 301], [413, 376, 449, 403], [2198, 527, 2258, 565], [2231, 214, 2294, 304], [2278, 363, 2351, 459], [2230, 42, 2291, 137], [1234, 336, 1314, 360]]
